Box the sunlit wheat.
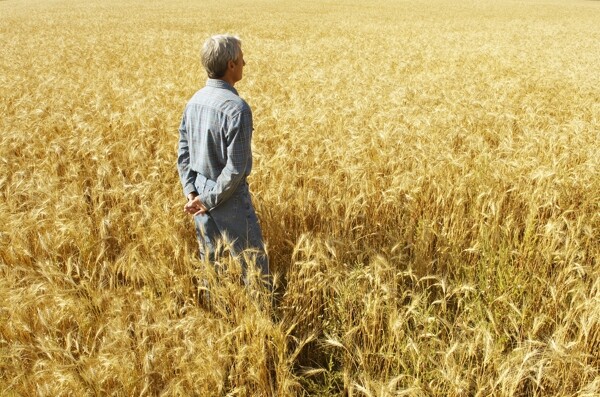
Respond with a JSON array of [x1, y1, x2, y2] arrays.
[[1, 0, 599, 395]]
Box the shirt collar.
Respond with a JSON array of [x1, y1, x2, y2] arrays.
[[206, 79, 239, 96]]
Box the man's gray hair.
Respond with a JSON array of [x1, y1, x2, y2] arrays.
[[201, 35, 242, 79]]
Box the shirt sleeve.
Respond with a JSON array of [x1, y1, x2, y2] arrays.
[[200, 107, 252, 210], [177, 110, 198, 197]]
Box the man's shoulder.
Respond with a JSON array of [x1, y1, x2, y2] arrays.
[[189, 86, 250, 117]]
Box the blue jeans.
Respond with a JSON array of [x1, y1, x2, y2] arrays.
[[193, 181, 269, 285]]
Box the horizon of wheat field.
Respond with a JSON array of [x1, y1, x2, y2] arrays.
[[1, 0, 599, 395]]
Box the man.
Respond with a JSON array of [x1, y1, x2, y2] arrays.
[[177, 34, 269, 285]]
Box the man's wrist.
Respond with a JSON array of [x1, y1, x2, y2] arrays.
[[187, 192, 198, 201]]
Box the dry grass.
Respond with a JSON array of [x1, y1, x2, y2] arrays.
[[1, 0, 599, 395]]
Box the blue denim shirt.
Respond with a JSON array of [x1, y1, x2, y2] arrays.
[[177, 79, 253, 210]]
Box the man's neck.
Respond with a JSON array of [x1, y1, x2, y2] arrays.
[[220, 76, 236, 87]]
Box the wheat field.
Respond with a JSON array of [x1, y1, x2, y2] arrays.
[[1, 0, 599, 395]]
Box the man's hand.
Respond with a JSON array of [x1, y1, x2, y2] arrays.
[[184, 193, 208, 216]]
